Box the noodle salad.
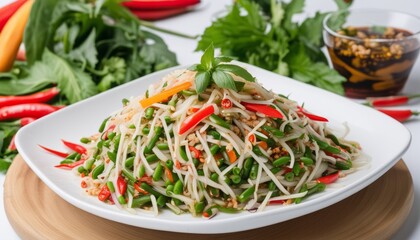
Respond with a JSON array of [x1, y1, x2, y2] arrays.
[[43, 45, 362, 218]]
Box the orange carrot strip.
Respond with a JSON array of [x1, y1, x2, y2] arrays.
[[139, 82, 192, 108], [227, 149, 237, 163], [258, 141, 268, 150]]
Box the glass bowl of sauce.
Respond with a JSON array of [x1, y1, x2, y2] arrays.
[[323, 9, 420, 98]]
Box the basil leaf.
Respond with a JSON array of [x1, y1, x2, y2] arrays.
[[43, 50, 98, 103], [24, 0, 59, 65], [212, 70, 237, 91], [66, 29, 98, 69], [213, 56, 234, 65], [195, 71, 211, 94], [234, 81, 246, 92], [216, 64, 255, 82], [201, 43, 214, 70]]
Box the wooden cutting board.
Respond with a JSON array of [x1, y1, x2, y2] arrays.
[[4, 156, 414, 240]]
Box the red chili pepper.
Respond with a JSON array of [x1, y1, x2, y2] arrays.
[[269, 199, 285, 205], [138, 175, 153, 185], [0, 87, 60, 108], [98, 185, 111, 201], [0, 0, 27, 32], [297, 106, 328, 122], [20, 117, 36, 126], [0, 103, 60, 121], [189, 146, 202, 159], [221, 98, 232, 109], [39, 145, 69, 158], [134, 183, 149, 194], [117, 176, 127, 195], [366, 94, 420, 107], [54, 158, 86, 169], [122, 0, 200, 10], [179, 105, 215, 134], [102, 124, 116, 140], [61, 139, 87, 155], [130, 7, 190, 20], [241, 102, 283, 119], [317, 171, 340, 184], [376, 108, 419, 122]]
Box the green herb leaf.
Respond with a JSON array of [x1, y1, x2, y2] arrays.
[[212, 70, 237, 91], [195, 71, 211, 94], [201, 43, 215, 70], [214, 56, 234, 65], [43, 50, 98, 103], [216, 64, 255, 82], [24, 0, 59, 65], [283, 0, 305, 37], [66, 29, 98, 69]]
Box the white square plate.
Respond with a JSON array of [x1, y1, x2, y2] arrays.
[[16, 63, 411, 233]]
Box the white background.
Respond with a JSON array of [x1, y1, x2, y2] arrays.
[[0, 0, 419, 239]]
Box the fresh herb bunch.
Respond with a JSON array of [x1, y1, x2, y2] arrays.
[[196, 0, 351, 95], [189, 43, 255, 94], [0, 0, 177, 104]]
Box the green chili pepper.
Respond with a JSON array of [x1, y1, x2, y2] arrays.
[[270, 167, 281, 174], [139, 165, 145, 178], [250, 163, 259, 180], [84, 159, 94, 170], [146, 154, 159, 163], [145, 107, 155, 120], [113, 134, 121, 151], [153, 162, 164, 181], [92, 164, 105, 179], [107, 181, 115, 193], [124, 156, 135, 169], [80, 137, 90, 144], [300, 156, 314, 165], [241, 157, 254, 180], [181, 90, 197, 96], [210, 144, 220, 155], [166, 184, 174, 195], [230, 174, 241, 184], [107, 132, 116, 140], [208, 130, 222, 140], [77, 166, 85, 174], [252, 145, 264, 156], [173, 180, 183, 206], [166, 159, 174, 170], [144, 126, 163, 154], [140, 183, 161, 197], [293, 162, 300, 176], [232, 167, 241, 176], [122, 168, 136, 182], [179, 146, 188, 161], [284, 172, 294, 181], [268, 181, 276, 191], [294, 184, 308, 204], [142, 127, 150, 135], [210, 114, 230, 129], [132, 195, 152, 208], [195, 202, 205, 214], [99, 116, 110, 133], [65, 152, 79, 160], [262, 125, 284, 137], [238, 186, 255, 203], [335, 160, 352, 170], [273, 156, 291, 167], [157, 195, 168, 207], [107, 151, 116, 163], [210, 173, 219, 182], [157, 142, 169, 151], [118, 195, 126, 204]]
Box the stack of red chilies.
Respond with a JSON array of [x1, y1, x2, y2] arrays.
[[365, 94, 420, 122], [122, 0, 201, 20], [0, 87, 63, 151]]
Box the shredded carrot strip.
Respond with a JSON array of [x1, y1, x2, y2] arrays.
[[140, 82, 192, 108], [258, 141, 268, 150], [165, 167, 174, 183], [227, 149, 237, 163]]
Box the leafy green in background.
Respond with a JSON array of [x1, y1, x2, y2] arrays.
[[0, 0, 177, 104], [196, 0, 351, 95]]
